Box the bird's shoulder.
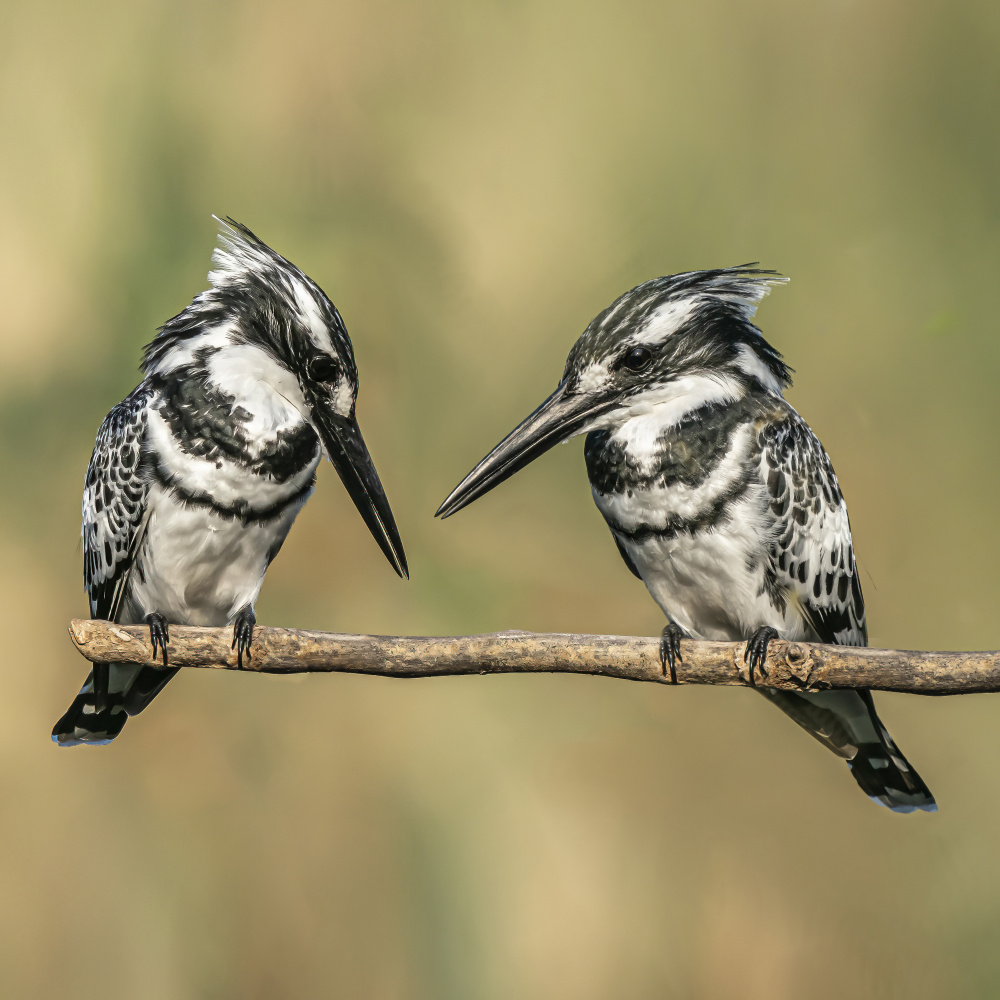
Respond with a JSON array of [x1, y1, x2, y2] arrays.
[[85, 383, 155, 488], [83, 383, 156, 619], [752, 400, 867, 646]]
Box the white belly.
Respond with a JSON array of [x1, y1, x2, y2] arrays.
[[605, 489, 810, 643], [126, 483, 310, 626]]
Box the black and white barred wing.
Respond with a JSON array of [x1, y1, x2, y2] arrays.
[[83, 385, 153, 621], [759, 410, 867, 647], [754, 410, 933, 811]]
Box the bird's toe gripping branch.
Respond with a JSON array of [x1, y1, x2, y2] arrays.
[[659, 622, 685, 683], [145, 613, 170, 666], [744, 625, 779, 685], [232, 606, 256, 669]]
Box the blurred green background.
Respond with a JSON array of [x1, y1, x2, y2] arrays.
[[1, 0, 999, 996]]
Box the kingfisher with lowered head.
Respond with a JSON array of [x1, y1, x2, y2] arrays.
[[54, 218, 407, 746], [437, 267, 935, 812]]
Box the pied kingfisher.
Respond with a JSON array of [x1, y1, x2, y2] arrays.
[[53, 218, 408, 746], [437, 267, 935, 813]]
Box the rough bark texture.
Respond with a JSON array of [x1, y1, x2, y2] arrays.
[[67, 619, 1000, 694]]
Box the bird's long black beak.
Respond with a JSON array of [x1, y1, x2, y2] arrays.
[[436, 381, 609, 519], [313, 409, 408, 578]]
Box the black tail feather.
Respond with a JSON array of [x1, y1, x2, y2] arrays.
[[758, 687, 936, 813], [847, 690, 936, 812], [848, 742, 936, 813], [52, 662, 179, 747], [52, 684, 129, 746]]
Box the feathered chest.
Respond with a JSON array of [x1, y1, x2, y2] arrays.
[[151, 373, 319, 483], [583, 395, 866, 645], [584, 398, 769, 539]]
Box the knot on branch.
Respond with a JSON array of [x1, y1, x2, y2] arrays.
[[781, 641, 818, 688], [732, 640, 818, 689]]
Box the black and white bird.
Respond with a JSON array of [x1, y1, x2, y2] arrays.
[[54, 218, 407, 746], [437, 267, 935, 812]]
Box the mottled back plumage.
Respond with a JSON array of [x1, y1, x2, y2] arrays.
[[83, 385, 154, 622], [758, 408, 866, 646]]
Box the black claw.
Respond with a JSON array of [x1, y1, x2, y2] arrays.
[[232, 606, 256, 669], [659, 622, 685, 684], [146, 613, 170, 667], [744, 626, 779, 686]]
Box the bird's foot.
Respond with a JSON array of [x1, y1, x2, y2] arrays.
[[744, 626, 779, 686], [659, 622, 686, 684], [232, 606, 256, 669], [145, 613, 170, 667]]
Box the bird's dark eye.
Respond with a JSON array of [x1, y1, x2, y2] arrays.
[[308, 355, 339, 382], [622, 347, 653, 372]]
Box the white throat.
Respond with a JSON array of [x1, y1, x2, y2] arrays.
[[204, 344, 309, 437], [595, 373, 744, 470]]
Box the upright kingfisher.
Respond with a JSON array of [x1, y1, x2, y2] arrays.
[[54, 218, 408, 746], [437, 267, 935, 812]]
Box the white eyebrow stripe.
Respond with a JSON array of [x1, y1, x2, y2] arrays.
[[631, 297, 700, 345], [291, 278, 335, 355], [735, 343, 784, 394]]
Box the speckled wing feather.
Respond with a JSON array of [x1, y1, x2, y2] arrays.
[[758, 409, 867, 647], [82, 385, 154, 622], [755, 410, 934, 811]]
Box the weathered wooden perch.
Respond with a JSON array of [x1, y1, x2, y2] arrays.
[[68, 619, 1000, 695]]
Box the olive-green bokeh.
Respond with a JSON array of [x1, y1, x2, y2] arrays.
[[2, 0, 999, 996]]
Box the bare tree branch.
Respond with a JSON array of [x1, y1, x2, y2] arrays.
[[67, 619, 1000, 695]]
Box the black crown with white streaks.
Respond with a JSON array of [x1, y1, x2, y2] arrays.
[[143, 217, 359, 417], [563, 266, 791, 402]]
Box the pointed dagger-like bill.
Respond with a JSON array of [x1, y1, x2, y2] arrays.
[[435, 381, 613, 519], [311, 407, 409, 578]]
